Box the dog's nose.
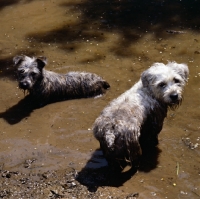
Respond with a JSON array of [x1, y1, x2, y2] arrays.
[[19, 82, 29, 89], [170, 93, 178, 101]]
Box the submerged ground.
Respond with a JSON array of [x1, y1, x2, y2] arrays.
[[0, 0, 200, 198]]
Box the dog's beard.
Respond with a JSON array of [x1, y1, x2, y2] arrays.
[[168, 98, 182, 110], [19, 87, 29, 96]]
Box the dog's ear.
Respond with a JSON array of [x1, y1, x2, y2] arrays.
[[36, 56, 47, 70], [181, 64, 189, 81], [141, 70, 149, 87], [13, 55, 25, 66], [167, 62, 189, 82]]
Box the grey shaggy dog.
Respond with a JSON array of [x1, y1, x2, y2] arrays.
[[13, 55, 110, 104], [93, 62, 189, 171]]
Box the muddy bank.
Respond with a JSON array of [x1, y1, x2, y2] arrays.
[[0, 165, 138, 199]]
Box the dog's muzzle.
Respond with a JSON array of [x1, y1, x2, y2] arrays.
[[19, 82, 30, 90], [169, 93, 180, 104]]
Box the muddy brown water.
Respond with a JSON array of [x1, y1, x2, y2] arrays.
[[0, 0, 200, 198]]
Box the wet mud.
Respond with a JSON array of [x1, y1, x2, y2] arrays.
[[0, 0, 200, 198]]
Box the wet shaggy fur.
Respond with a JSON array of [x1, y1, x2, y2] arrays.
[[93, 62, 189, 171], [13, 55, 110, 104]]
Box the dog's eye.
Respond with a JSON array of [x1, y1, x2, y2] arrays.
[[31, 72, 37, 77], [19, 69, 25, 74], [158, 82, 166, 88], [174, 78, 180, 83]]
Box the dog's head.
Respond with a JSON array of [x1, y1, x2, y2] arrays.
[[141, 62, 189, 109], [13, 55, 47, 91]]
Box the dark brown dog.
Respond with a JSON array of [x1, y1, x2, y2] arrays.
[[14, 55, 110, 105]]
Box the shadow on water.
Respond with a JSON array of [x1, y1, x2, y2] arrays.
[[0, 0, 20, 10], [76, 147, 161, 191], [0, 0, 34, 10], [26, 0, 200, 57], [1, 0, 200, 79], [0, 95, 37, 125], [0, 57, 15, 79]]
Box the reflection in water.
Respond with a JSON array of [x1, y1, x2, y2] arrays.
[[77, 147, 161, 190], [84, 149, 108, 169]]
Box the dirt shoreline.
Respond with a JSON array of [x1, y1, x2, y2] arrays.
[[0, 164, 139, 199]]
